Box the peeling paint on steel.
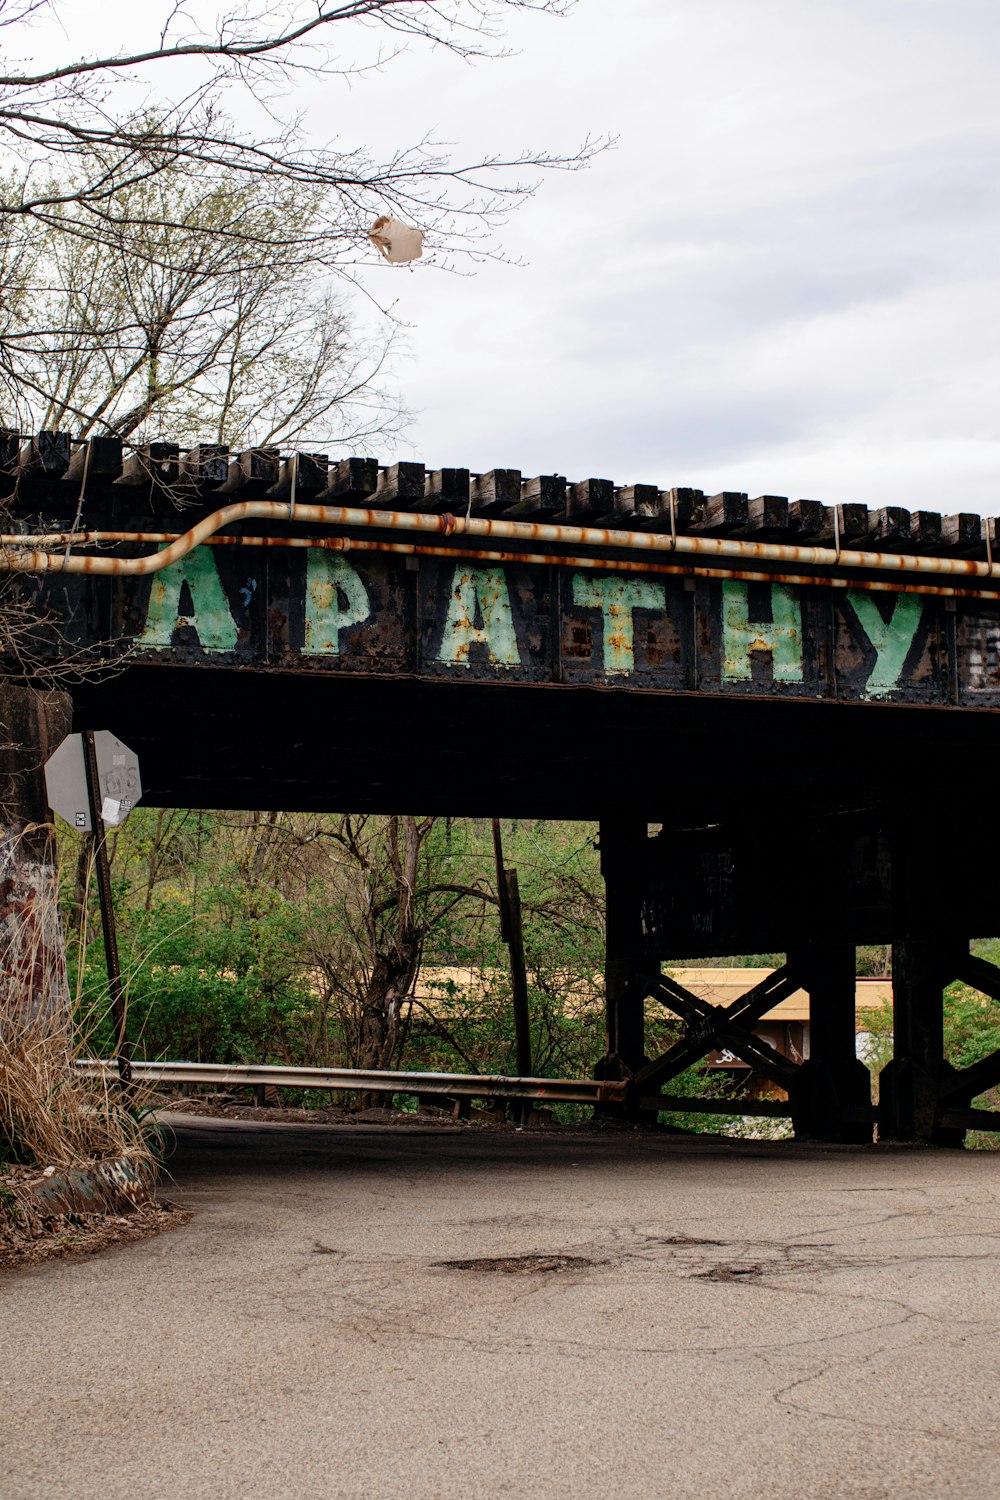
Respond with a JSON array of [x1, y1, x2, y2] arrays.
[[845, 589, 924, 699], [303, 552, 371, 655], [721, 581, 804, 684], [137, 545, 238, 652], [571, 574, 667, 675], [438, 565, 521, 667], [22, 543, 1000, 711]]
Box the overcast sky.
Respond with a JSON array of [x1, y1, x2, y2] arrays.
[[22, 1, 1000, 512], [322, 0, 1000, 514]]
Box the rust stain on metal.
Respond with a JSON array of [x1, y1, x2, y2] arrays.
[[6, 497, 1000, 592], [13, 481, 1000, 712]]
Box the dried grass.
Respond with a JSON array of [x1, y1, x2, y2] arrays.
[[0, 1015, 159, 1172], [0, 828, 158, 1174]]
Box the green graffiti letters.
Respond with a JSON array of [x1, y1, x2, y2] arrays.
[[722, 581, 804, 683], [303, 552, 371, 655], [439, 565, 521, 667], [137, 546, 238, 652], [846, 591, 923, 699], [132, 551, 928, 703], [572, 574, 666, 675]]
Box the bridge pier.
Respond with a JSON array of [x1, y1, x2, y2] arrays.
[[877, 824, 965, 1146], [878, 937, 964, 1147], [615, 810, 1000, 1145], [596, 818, 650, 1112], [787, 941, 873, 1143], [0, 682, 71, 1029]]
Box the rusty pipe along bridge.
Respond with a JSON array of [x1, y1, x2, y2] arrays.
[[5, 431, 1000, 1144]]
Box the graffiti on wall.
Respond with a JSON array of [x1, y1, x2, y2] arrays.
[[83, 543, 992, 705]]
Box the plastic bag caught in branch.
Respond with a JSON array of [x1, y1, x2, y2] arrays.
[[369, 216, 425, 264]]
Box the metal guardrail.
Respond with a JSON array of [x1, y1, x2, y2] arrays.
[[76, 1058, 627, 1107], [77, 1059, 810, 1120]]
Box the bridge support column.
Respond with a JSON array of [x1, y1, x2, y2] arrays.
[[0, 683, 72, 1029], [878, 823, 963, 1146], [787, 942, 873, 1143], [878, 937, 963, 1146], [597, 818, 649, 1102]]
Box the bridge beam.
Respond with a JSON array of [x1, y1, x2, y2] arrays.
[[0, 682, 72, 1030]]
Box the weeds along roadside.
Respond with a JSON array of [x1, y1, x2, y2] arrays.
[[1, 826, 161, 1178]]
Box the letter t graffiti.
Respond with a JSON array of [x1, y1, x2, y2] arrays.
[[571, 574, 666, 674]]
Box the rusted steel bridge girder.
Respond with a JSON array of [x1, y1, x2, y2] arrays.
[[5, 442, 1000, 1145]]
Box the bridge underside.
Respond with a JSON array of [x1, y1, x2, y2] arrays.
[[71, 664, 1000, 824], [62, 664, 1000, 1150]]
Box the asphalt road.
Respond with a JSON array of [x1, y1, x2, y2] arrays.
[[3, 1115, 1000, 1500]]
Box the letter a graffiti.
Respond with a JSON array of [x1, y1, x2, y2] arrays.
[[137, 547, 238, 653], [439, 566, 521, 667]]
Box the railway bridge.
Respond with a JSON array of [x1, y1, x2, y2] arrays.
[[4, 432, 1000, 1144]]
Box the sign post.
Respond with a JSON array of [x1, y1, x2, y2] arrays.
[[44, 732, 142, 1085], [82, 731, 130, 1084]]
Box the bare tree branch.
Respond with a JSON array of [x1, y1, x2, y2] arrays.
[[0, 1, 600, 266]]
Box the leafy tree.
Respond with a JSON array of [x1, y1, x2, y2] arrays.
[[67, 812, 602, 1077]]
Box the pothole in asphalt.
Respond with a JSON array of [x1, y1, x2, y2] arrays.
[[693, 1262, 766, 1282], [435, 1253, 600, 1275], [645, 1234, 725, 1248]]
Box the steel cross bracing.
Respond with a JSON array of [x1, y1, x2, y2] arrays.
[[602, 951, 1000, 1143], [632, 965, 804, 1095]]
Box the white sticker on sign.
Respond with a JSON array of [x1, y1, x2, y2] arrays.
[[44, 731, 142, 833]]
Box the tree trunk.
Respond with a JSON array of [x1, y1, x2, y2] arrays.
[[0, 684, 72, 1030], [358, 947, 420, 1106]]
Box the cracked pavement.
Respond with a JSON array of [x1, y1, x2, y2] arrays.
[[3, 1116, 1000, 1499]]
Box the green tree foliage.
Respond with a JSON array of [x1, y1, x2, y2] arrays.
[[63, 810, 743, 1129], [64, 810, 1000, 1142], [66, 813, 611, 1081]]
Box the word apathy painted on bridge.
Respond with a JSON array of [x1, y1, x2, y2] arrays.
[[47, 545, 1000, 707]]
